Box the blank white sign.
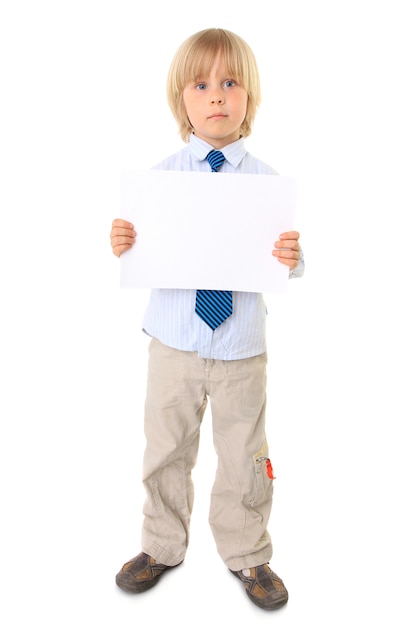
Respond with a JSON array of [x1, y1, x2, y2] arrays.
[[120, 169, 296, 293]]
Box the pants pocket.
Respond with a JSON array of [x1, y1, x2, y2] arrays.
[[250, 441, 275, 507]]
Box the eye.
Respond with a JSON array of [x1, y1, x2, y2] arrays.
[[195, 83, 207, 90], [224, 79, 236, 88]]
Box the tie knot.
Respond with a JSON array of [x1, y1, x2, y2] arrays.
[[206, 150, 225, 172]]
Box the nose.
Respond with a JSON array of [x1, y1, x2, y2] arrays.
[[210, 93, 224, 105]]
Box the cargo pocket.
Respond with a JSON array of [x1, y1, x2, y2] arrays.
[[250, 441, 275, 507]]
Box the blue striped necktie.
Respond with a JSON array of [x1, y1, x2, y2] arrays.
[[195, 150, 233, 331]]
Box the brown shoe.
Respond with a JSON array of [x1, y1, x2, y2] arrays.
[[115, 552, 182, 593], [230, 563, 289, 610]]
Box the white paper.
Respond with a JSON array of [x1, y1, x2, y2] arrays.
[[120, 170, 296, 293]]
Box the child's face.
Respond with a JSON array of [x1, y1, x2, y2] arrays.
[[182, 51, 248, 149]]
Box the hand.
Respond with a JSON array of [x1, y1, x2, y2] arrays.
[[110, 219, 136, 257], [272, 231, 301, 270]]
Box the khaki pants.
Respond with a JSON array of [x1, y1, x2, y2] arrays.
[[141, 338, 274, 571]]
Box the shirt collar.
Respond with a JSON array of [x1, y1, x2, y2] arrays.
[[188, 134, 247, 169]]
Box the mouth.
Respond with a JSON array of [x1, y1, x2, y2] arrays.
[[208, 113, 227, 120]]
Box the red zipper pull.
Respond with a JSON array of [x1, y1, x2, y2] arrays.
[[266, 458, 276, 480]]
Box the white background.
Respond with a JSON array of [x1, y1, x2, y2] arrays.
[[1, 1, 416, 624]]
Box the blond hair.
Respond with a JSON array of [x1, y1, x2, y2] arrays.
[[167, 28, 261, 142]]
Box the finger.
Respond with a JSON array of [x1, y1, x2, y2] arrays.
[[272, 248, 300, 261], [272, 249, 301, 267], [110, 227, 136, 240], [111, 235, 135, 248], [274, 239, 300, 251], [276, 257, 299, 270], [112, 244, 131, 257], [112, 240, 135, 257], [272, 250, 300, 270], [112, 218, 134, 229], [279, 230, 300, 241]]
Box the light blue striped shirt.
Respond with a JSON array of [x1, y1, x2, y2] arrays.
[[142, 134, 304, 360]]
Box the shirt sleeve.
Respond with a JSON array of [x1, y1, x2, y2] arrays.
[[289, 247, 305, 279]]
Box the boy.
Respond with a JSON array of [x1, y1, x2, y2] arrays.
[[110, 28, 304, 611]]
